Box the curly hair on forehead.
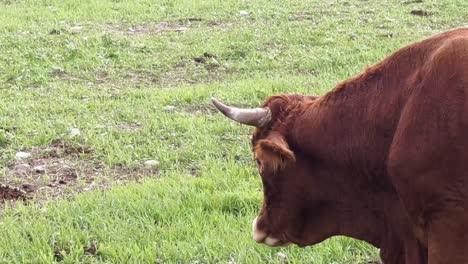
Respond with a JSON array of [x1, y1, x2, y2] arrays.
[[262, 95, 310, 133]]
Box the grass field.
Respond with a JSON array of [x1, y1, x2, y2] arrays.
[[0, 0, 467, 263]]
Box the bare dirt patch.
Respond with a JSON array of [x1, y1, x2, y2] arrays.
[[121, 64, 232, 88], [115, 122, 143, 132], [178, 17, 203, 23], [158, 55, 232, 88], [180, 103, 218, 116], [104, 22, 189, 36], [0, 184, 28, 203], [49, 69, 82, 82], [206, 21, 233, 31], [103, 19, 232, 36], [289, 12, 314, 21], [3, 141, 159, 203], [95, 71, 109, 83], [124, 70, 159, 85]]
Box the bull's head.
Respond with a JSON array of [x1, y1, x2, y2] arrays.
[[212, 95, 339, 248]]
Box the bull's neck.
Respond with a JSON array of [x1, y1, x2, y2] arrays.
[[291, 68, 409, 186], [334, 188, 426, 264], [289, 69, 423, 263]]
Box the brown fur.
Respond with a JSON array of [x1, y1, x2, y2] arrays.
[[255, 132, 295, 173], [232, 28, 468, 264]]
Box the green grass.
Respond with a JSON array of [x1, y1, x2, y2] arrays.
[[0, 0, 467, 263]]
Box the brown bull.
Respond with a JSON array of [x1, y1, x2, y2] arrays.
[[212, 27, 468, 264]]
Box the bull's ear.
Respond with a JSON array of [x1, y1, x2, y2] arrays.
[[255, 132, 296, 172]]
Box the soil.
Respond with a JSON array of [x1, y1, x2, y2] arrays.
[[2, 140, 159, 204]]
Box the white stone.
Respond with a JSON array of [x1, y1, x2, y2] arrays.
[[15, 152, 31, 159], [70, 128, 81, 138], [276, 252, 287, 260], [144, 160, 159, 167], [70, 25, 82, 31], [163, 105, 176, 112], [240, 10, 250, 16], [174, 26, 188, 32], [33, 165, 46, 173]]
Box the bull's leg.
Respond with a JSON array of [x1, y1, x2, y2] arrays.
[[427, 210, 468, 264]]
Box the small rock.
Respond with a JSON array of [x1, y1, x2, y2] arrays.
[[15, 163, 31, 171], [15, 152, 31, 160], [163, 105, 177, 112], [276, 252, 287, 260], [239, 10, 250, 16], [70, 128, 81, 138], [144, 160, 160, 167], [33, 165, 46, 173], [70, 25, 82, 32], [174, 26, 188, 32]]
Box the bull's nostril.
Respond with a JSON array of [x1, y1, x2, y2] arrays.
[[251, 217, 289, 247]]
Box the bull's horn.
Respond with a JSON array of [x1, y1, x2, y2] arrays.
[[211, 98, 271, 127]]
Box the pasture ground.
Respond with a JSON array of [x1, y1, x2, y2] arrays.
[[0, 0, 467, 263]]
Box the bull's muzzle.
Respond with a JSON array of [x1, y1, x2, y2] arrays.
[[252, 216, 290, 247]]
